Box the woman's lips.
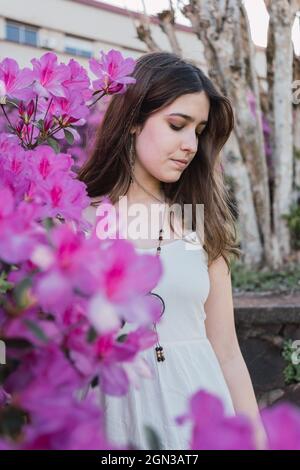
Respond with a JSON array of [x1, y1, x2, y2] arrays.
[[170, 159, 188, 170]]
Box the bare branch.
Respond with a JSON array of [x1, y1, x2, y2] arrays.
[[134, 1, 161, 51], [157, 9, 182, 56]]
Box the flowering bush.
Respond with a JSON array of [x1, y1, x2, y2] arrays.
[[0, 49, 300, 450], [0, 50, 162, 450]]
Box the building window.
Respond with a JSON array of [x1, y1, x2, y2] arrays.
[[65, 35, 93, 58], [6, 20, 38, 47]]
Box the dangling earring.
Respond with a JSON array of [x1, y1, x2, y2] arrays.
[[129, 133, 135, 184]]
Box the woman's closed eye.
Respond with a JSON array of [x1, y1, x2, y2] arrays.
[[169, 123, 204, 137]]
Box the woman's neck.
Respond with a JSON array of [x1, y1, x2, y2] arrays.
[[127, 161, 164, 205], [126, 179, 165, 206]]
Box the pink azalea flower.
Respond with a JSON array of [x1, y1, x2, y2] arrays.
[[38, 92, 89, 129], [27, 145, 73, 180], [0, 136, 30, 200], [88, 294, 122, 334], [33, 171, 89, 221], [0, 387, 11, 407], [99, 361, 130, 396], [122, 352, 154, 390], [0, 157, 32, 205], [63, 59, 92, 102], [3, 344, 112, 449], [176, 390, 255, 450], [84, 334, 138, 396], [33, 222, 162, 321], [31, 52, 70, 98], [34, 268, 74, 313], [0, 132, 20, 151], [69, 323, 156, 397], [0, 58, 33, 102], [0, 140, 89, 223], [115, 289, 164, 325], [261, 403, 300, 450], [0, 187, 42, 264], [124, 325, 158, 351], [6, 344, 80, 396], [100, 239, 162, 303], [47, 93, 89, 142], [4, 307, 62, 347], [67, 145, 88, 169], [0, 185, 14, 218], [57, 302, 89, 332], [20, 395, 111, 450], [89, 49, 136, 95], [85, 236, 163, 332], [96, 327, 156, 395], [32, 225, 102, 314], [88, 287, 162, 334]]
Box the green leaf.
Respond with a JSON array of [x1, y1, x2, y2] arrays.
[[64, 129, 75, 145], [0, 406, 27, 438], [46, 137, 60, 153], [14, 277, 32, 309], [36, 119, 44, 130], [87, 326, 97, 343], [42, 217, 55, 231], [23, 319, 49, 343], [0, 271, 14, 295]]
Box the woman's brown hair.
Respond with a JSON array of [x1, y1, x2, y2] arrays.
[[78, 52, 240, 268]]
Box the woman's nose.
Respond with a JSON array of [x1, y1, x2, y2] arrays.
[[181, 132, 198, 154]]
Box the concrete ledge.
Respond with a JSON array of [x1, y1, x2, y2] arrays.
[[234, 293, 300, 323]]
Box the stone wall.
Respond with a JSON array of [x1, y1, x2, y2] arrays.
[[234, 296, 300, 408]]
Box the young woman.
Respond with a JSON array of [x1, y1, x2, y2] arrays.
[[79, 52, 264, 450]]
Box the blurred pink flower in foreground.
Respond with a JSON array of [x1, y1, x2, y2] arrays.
[[261, 403, 300, 450], [176, 390, 255, 450]]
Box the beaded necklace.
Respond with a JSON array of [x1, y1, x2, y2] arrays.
[[132, 176, 167, 362]]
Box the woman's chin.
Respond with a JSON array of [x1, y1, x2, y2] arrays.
[[158, 171, 182, 184]]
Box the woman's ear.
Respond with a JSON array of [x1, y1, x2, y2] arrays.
[[130, 125, 141, 136]]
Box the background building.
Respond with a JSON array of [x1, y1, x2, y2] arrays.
[[0, 0, 265, 80], [0, 0, 205, 64]]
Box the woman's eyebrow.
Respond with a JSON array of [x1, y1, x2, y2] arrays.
[[168, 113, 208, 125]]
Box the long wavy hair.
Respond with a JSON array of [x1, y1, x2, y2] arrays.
[[78, 52, 240, 268]]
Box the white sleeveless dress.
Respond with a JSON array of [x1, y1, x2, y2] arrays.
[[87, 233, 235, 450]]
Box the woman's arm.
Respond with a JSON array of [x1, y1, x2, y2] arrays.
[[204, 256, 266, 447]]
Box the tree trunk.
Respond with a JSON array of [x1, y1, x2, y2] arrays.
[[294, 109, 300, 197], [223, 133, 263, 266], [181, 0, 276, 266], [293, 53, 300, 200], [264, 0, 298, 258]]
